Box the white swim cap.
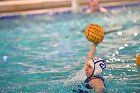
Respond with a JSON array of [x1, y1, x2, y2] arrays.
[[88, 58, 106, 76]]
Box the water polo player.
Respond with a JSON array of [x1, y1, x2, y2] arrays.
[[84, 24, 106, 93]]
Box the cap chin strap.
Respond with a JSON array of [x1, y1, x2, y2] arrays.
[[89, 58, 95, 78]]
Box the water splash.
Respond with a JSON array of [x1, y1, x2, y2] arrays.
[[2, 56, 8, 62]]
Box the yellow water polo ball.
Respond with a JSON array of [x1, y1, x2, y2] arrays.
[[136, 53, 140, 66], [84, 23, 104, 45]]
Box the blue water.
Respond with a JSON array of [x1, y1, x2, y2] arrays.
[[0, 5, 140, 93]]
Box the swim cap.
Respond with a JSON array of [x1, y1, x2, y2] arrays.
[[88, 58, 106, 76]]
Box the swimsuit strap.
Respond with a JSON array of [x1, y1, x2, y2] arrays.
[[84, 75, 104, 83], [91, 75, 105, 83], [84, 75, 106, 89]]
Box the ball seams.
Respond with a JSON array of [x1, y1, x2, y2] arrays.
[[85, 24, 104, 44], [87, 30, 102, 38], [88, 26, 104, 34]]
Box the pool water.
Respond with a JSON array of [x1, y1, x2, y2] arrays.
[[0, 4, 140, 93]]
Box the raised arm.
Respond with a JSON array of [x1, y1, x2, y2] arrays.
[[86, 43, 96, 64]]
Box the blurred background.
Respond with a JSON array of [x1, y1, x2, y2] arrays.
[[0, 0, 140, 93]]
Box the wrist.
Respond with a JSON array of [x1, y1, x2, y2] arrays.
[[90, 43, 97, 47]]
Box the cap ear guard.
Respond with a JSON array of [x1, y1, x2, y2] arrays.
[[94, 59, 106, 69], [88, 58, 106, 76]]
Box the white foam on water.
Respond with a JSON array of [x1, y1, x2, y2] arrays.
[[63, 69, 86, 86]]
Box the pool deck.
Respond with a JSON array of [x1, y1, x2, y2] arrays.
[[0, 0, 140, 17]]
